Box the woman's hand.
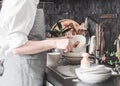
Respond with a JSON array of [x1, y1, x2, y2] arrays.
[[54, 38, 73, 52]]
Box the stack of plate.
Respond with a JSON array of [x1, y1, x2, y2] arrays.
[[75, 65, 111, 83]]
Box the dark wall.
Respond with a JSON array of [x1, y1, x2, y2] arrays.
[[39, 0, 119, 52], [0, 0, 119, 52]]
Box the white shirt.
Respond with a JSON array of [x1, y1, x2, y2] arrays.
[[0, 0, 39, 57]]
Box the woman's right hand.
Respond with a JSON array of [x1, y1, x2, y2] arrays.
[[54, 38, 73, 52]]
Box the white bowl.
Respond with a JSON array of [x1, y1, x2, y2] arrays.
[[75, 68, 111, 83]]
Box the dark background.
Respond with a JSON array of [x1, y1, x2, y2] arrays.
[[38, 0, 119, 52], [0, 0, 119, 52]]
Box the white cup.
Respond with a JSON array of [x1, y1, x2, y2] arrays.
[[47, 53, 61, 67], [70, 35, 86, 53]]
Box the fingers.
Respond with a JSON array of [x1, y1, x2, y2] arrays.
[[64, 40, 73, 52], [55, 38, 73, 52]]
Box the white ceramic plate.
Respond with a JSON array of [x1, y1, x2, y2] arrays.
[[77, 65, 111, 74]]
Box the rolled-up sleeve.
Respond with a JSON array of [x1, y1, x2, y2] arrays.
[[4, 0, 38, 49]]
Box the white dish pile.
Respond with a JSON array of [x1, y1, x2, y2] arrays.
[[75, 64, 112, 84]]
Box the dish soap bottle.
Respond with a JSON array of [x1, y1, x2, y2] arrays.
[[81, 53, 90, 68]]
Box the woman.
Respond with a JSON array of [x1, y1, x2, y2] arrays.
[[0, 0, 73, 86]]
